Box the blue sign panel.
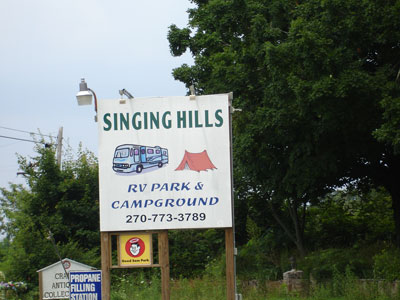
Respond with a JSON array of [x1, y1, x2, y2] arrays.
[[69, 270, 101, 300]]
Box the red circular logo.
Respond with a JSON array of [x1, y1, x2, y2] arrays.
[[125, 237, 145, 257], [62, 260, 71, 269]]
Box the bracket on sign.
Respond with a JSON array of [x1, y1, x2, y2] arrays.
[[119, 89, 134, 105], [189, 85, 196, 100], [230, 107, 242, 113], [228, 91, 241, 113]]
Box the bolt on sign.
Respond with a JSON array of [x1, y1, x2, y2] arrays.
[[37, 259, 95, 300], [119, 233, 152, 266], [97, 94, 233, 231]]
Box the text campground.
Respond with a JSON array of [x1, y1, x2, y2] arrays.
[[111, 197, 219, 209]]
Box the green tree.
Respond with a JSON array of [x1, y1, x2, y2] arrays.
[[168, 0, 400, 250], [0, 144, 100, 284], [169, 229, 224, 278], [306, 189, 395, 250]]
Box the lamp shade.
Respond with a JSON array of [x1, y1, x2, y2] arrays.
[[76, 90, 93, 106]]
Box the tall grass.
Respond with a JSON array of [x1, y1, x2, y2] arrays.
[[111, 272, 161, 300], [110, 270, 400, 300], [309, 267, 400, 300]]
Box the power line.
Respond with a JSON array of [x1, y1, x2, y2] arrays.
[[0, 135, 51, 146], [0, 126, 54, 138], [0, 140, 22, 148]]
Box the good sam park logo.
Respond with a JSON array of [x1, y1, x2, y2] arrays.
[[125, 237, 145, 257], [120, 234, 151, 266], [98, 94, 233, 232]]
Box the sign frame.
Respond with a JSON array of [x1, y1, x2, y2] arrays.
[[94, 93, 236, 300], [97, 94, 234, 233]]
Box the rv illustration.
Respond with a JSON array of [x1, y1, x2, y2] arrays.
[[113, 144, 169, 173]]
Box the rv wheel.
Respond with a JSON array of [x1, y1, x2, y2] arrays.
[[158, 162, 163, 168], [136, 165, 143, 173]]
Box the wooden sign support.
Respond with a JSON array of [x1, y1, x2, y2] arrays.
[[100, 229, 235, 300], [159, 231, 170, 300], [100, 231, 170, 300], [225, 228, 235, 300], [101, 232, 111, 300]]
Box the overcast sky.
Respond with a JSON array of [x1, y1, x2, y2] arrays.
[[0, 0, 193, 189]]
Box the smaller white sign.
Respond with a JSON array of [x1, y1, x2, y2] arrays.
[[37, 259, 94, 300]]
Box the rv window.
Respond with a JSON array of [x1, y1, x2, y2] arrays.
[[156, 150, 160, 154], [141, 149, 145, 154], [114, 148, 129, 158], [130, 149, 134, 157], [147, 149, 154, 154], [134, 149, 139, 155], [163, 151, 167, 155]]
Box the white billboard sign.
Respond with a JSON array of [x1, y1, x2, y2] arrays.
[[98, 94, 233, 231]]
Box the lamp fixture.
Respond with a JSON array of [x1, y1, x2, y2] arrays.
[[76, 78, 98, 122]]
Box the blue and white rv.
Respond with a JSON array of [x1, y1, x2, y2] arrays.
[[113, 144, 169, 173]]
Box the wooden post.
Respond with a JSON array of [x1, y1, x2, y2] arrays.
[[159, 230, 170, 300], [101, 232, 111, 300], [225, 228, 235, 300], [38, 271, 43, 300]]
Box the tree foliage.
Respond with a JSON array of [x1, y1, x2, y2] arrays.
[[0, 144, 100, 284], [169, 229, 224, 278], [306, 189, 395, 250], [237, 188, 396, 280], [168, 0, 400, 249]]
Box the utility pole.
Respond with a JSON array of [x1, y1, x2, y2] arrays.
[[56, 127, 63, 167]]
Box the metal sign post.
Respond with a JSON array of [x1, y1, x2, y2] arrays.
[[226, 228, 235, 300]]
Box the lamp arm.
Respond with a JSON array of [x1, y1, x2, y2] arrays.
[[88, 88, 98, 112]]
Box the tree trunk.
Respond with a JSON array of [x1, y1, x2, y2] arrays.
[[389, 186, 400, 248], [380, 155, 400, 248], [381, 164, 400, 248], [269, 199, 306, 257], [288, 199, 306, 257]]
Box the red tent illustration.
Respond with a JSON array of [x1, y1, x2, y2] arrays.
[[175, 150, 217, 172]]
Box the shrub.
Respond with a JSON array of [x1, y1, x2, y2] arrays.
[[299, 246, 378, 281], [236, 234, 285, 281], [373, 246, 400, 281]]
